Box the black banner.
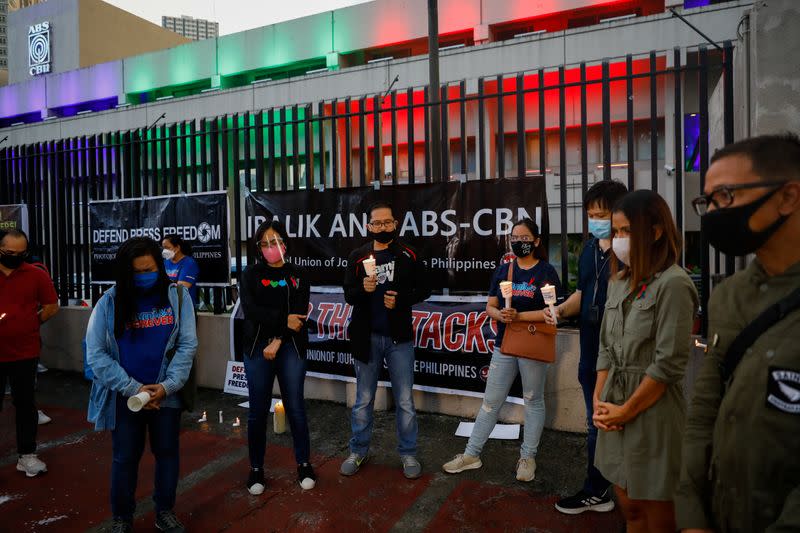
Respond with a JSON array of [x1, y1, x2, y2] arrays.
[[89, 192, 230, 285], [0, 204, 29, 233], [245, 178, 547, 292]]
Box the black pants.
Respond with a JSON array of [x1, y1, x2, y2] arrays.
[[0, 357, 39, 455]]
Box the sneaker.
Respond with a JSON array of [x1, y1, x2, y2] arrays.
[[555, 488, 615, 515], [37, 363, 48, 373], [247, 468, 265, 495], [339, 453, 368, 476], [16, 454, 47, 477], [155, 510, 185, 533], [38, 410, 52, 425], [110, 518, 133, 533], [401, 455, 422, 479], [297, 463, 316, 490], [442, 453, 483, 474], [516, 457, 536, 482]]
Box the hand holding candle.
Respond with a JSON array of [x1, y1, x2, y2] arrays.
[[499, 281, 513, 309], [273, 400, 286, 434], [363, 255, 377, 277], [541, 284, 557, 325]]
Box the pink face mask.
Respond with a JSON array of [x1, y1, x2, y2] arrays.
[[262, 245, 286, 264]]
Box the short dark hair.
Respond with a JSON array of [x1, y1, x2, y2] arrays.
[[583, 180, 628, 211], [163, 233, 192, 256], [368, 202, 394, 218], [511, 218, 547, 261], [0, 228, 29, 247], [252, 219, 290, 262], [710, 132, 800, 182]]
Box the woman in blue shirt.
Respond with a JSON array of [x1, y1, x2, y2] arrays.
[[85, 237, 197, 533], [442, 218, 562, 483], [162, 234, 200, 307]]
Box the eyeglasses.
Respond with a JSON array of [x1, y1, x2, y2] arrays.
[[509, 236, 535, 243], [368, 220, 396, 229], [257, 239, 284, 249], [691, 180, 786, 216]]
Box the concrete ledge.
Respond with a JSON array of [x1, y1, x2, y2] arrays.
[[40, 307, 704, 434]]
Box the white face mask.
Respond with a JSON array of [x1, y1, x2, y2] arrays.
[[612, 237, 631, 266], [161, 249, 176, 261]]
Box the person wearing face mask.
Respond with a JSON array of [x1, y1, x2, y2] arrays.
[[545, 180, 628, 515], [85, 237, 197, 533], [0, 229, 59, 478], [442, 218, 562, 483], [675, 133, 800, 533], [161, 235, 200, 308], [591, 190, 698, 533], [340, 202, 431, 480], [239, 220, 314, 494]]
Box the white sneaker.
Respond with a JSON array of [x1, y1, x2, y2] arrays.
[[516, 457, 536, 482], [37, 410, 52, 425], [37, 363, 48, 373], [17, 454, 47, 477], [442, 454, 482, 474]]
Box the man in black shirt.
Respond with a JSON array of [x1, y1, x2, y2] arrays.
[[340, 202, 430, 479]]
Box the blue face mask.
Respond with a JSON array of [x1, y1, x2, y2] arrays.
[[588, 218, 612, 239], [133, 272, 159, 290]]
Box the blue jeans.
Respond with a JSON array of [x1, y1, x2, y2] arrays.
[[465, 348, 548, 459], [111, 396, 182, 521], [243, 341, 310, 467], [350, 334, 418, 457], [579, 355, 611, 496]]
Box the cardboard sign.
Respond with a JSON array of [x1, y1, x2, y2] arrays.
[[223, 360, 249, 397]]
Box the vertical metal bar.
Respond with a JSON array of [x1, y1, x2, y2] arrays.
[[243, 112, 252, 192], [221, 116, 230, 193], [440, 85, 449, 182], [305, 104, 314, 189], [55, 140, 68, 306], [359, 96, 367, 187], [723, 40, 735, 276], [255, 111, 265, 192], [626, 54, 635, 190], [66, 139, 76, 298], [459, 80, 467, 178], [317, 102, 327, 188], [559, 66, 569, 287], [149, 125, 158, 196], [423, 87, 431, 182], [345, 97, 352, 187], [232, 113, 243, 288], [390, 91, 398, 183], [178, 122, 187, 193], [497, 76, 505, 179], [478, 78, 486, 180], [199, 118, 209, 192], [210, 118, 221, 191], [373, 95, 381, 183], [602, 61, 611, 181], [189, 120, 198, 193], [292, 105, 300, 190], [331, 100, 339, 187], [650, 51, 659, 191], [698, 45, 710, 336], [673, 48, 684, 243], [580, 63, 589, 239], [267, 109, 276, 191], [279, 107, 288, 190], [516, 73, 525, 178], [169, 123, 179, 193], [538, 69, 546, 175], [159, 125, 168, 195], [408, 88, 416, 184], [84, 137, 94, 297]]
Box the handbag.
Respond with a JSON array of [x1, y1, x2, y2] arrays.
[[498, 261, 557, 363]]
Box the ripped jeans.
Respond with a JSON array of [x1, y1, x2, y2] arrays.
[[465, 348, 548, 459]]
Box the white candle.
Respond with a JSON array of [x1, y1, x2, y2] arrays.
[[499, 281, 513, 309], [541, 284, 557, 325], [197, 410, 207, 423], [232, 417, 241, 427], [273, 401, 286, 434], [363, 255, 377, 278], [218, 410, 223, 424]]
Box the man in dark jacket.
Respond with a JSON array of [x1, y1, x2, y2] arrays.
[[339, 202, 431, 479]]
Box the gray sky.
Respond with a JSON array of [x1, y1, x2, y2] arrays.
[[103, 0, 373, 35]]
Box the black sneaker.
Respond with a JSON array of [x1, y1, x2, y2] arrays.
[[110, 518, 132, 533], [247, 468, 266, 495], [298, 463, 316, 490], [154, 510, 185, 533], [555, 488, 615, 515]]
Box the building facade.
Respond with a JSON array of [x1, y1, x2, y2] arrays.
[[162, 15, 219, 41]]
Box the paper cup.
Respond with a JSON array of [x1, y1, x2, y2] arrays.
[[127, 391, 151, 412], [363, 257, 377, 277]]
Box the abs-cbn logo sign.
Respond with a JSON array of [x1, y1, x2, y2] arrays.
[[28, 21, 51, 76]]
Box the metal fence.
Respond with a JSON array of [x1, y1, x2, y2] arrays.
[[0, 44, 734, 334]]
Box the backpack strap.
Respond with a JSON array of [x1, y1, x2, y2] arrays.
[[720, 286, 800, 393], [167, 284, 184, 362]]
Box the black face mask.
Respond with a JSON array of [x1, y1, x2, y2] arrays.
[[0, 253, 25, 270], [511, 241, 534, 258], [369, 229, 397, 244], [701, 186, 788, 256]]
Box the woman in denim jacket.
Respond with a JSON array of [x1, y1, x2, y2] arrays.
[[86, 237, 197, 533]]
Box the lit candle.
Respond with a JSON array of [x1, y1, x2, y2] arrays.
[[695, 339, 708, 350], [0, 313, 6, 321], [363, 255, 377, 278], [197, 410, 207, 423], [499, 281, 513, 309], [232, 417, 241, 427], [218, 410, 223, 424], [541, 284, 557, 325], [273, 400, 286, 434]]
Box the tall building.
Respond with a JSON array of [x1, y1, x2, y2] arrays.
[[162, 14, 218, 41]]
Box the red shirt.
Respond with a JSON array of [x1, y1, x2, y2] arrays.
[[0, 262, 58, 362]]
